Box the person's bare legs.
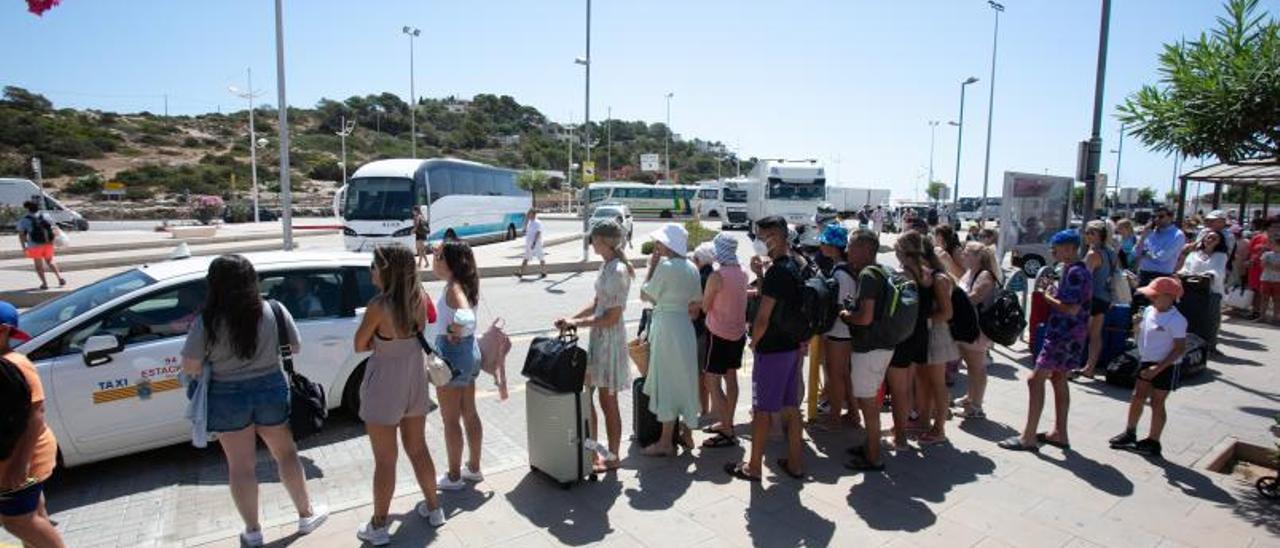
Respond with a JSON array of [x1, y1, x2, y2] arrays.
[[922, 363, 948, 438], [911, 364, 927, 425], [459, 384, 483, 474], [743, 411, 770, 476], [1019, 369, 1050, 446], [1148, 390, 1170, 441], [597, 388, 622, 466], [436, 386, 465, 479], [1045, 371, 1071, 446], [959, 345, 989, 411], [823, 339, 852, 427], [857, 396, 883, 464], [256, 424, 315, 518], [703, 373, 731, 435], [699, 372, 710, 418], [31, 258, 47, 288], [0, 495, 65, 548], [1125, 381, 1152, 430], [1083, 313, 1105, 376], [725, 371, 740, 428], [398, 415, 442, 511], [886, 366, 912, 447], [43, 258, 65, 285], [783, 406, 804, 474], [365, 423, 399, 526], [644, 421, 676, 456], [218, 426, 262, 532]]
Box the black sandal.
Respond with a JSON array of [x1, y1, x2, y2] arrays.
[[701, 432, 737, 448], [997, 436, 1039, 453], [1036, 432, 1071, 450], [724, 462, 761, 482], [776, 458, 805, 479]]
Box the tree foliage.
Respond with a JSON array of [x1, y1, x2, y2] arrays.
[[925, 181, 947, 202], [1117, 0, 1280, 163], [516, 170, 550, 206]]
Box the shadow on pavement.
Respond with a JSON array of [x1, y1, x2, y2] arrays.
[[1236, 405, 1279, 419], [1211, 353, 1263, 366], [1215, 335, 1267, 352], [958, 419, 1019, 442], [1229, 479, 1280, 538], [1149, 458, 1235, 505], [747, 480, 836, 546], [847, 443, 996, 532], [1034, 449, 1134, 497], [505, 472, 613, 546]]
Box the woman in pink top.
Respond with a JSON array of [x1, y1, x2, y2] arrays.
[[699, 233, 749, 447]]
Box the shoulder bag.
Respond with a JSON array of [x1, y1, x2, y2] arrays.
[[268, 301, 327, 439]]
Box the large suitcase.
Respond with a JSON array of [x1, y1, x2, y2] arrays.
[[1176, 275, 1220, 350], [631, 377, 662, 447], [525, 381, 593, 488], [1080, 304, 1132, 369]]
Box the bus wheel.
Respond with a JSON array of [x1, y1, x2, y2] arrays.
[[444, 228, 458, 241], [660, 210, 673, 219], [506, 224, 517, 241]]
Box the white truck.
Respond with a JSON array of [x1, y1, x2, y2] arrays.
[[825, 186, 890, 215], [0, 177, 89, 230], [742, 159, 827, 237]]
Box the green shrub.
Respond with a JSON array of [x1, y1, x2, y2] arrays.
[[639, 220, 718, 255], [181, 136, 201, 147], [65, 173, 104, 195]]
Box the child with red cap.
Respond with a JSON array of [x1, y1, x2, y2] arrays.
[[1109, 277, 1188, 459]]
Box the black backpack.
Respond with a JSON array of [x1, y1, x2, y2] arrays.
[[0, 357, 33, 460], [946, 276, 980, 344], [25, 213, 53, 245], [801, 264, 851, 336], [979, 288, 1026, 346], [853, 265, 920, 350], [767, 258, 814, 344]]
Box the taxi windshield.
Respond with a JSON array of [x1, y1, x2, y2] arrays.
[[20, 269, 155, 339]]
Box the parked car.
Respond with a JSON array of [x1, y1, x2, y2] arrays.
[[589, 203, 634, 242], [15, 251, 379, 467]]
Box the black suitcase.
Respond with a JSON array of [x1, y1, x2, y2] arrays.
[[522, 328, 587, 393], [1176, 275, 1220, 350], [1104, 334, 1208, 388], [631, 377, 662, 447]]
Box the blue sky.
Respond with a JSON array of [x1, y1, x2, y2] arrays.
[[2, 0, 1274, 201]]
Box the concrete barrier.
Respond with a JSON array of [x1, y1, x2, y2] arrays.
[[0, 229, 338, 260], [168, 226, 219, 239]]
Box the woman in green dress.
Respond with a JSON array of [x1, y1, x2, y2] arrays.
[[641, 223, 704, 456]]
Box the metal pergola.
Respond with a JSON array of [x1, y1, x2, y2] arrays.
[[1176, 158, 1280, 223]]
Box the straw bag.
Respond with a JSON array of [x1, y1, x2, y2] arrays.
[[627, 338, 650, 376]]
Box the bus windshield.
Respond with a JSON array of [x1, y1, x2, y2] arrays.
[[344, 177, 414, 220], [723, 189, 748, 203], [767, 178, 825, 200]]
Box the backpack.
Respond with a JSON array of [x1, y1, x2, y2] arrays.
[[947, 277, 981, 344], [0, 357, 33, 460], [802, 264, 851, 336], [767, 258, 814, 344], [855, 265, 920, 350], [25, 213, 53, 245], [978, 288, 1027, 347]]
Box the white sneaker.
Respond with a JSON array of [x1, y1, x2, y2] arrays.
[[356, 521, 391, 546], [239, 530, 264, 547], [297, 505, 329, 535], [437, 473, 467, 491], [415, 501, 447, 527], [460, 466, 484, 483]]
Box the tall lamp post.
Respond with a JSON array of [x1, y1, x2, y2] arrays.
[[927, 120, 940, 188], [1110, 122, 1125, 209], [1082, 0, 1113, 218], [664, 92, 674, 184], [950, 76, 979, 210], [606, 105, 612, 180], [228, 68, 263, 223], [575, 0, 592, 261], [274, 0, 293, 250], [979, 1, 1004, 215], [403, 26, 421, 159], [336, 115, 356, 187]]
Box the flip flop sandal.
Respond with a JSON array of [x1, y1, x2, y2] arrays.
[[1036, 433, 1071, 450], [592, 459, 621, 473], [724, 462, 761, 482], [701, 432, 737, 448], [997, 436, 1040, 453], [775, 458, 805, 480]]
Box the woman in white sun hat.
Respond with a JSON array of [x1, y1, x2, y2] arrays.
[[640, 223, 704, 456]]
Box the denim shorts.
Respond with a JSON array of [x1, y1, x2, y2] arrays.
[[436, 335, 481, 387], [207, 371, 290, 432], [0, 480, 43, 517]]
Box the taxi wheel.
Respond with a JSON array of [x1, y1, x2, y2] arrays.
[[342, 361, 367, 418]]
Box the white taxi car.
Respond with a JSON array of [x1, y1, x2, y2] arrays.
[[16, 251, 380, 467]]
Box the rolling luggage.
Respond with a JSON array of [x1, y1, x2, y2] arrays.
[[631, 377, 662, 447], [1176, 275, 1220, 350], [1081, 304, 1133, 369], [525, 380, 593, 488]]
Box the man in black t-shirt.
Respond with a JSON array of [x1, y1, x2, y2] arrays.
[[839, 229, 893, 472], [726, 216, 806, 482]]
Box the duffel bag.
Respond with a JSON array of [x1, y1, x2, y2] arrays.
[[522, 327, 588, 393]]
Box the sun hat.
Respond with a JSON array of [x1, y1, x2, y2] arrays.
[[1136, 276, 1184, 301], [1206, 210, 1225, 221], [819, 224, 849, 248], [713, 232, 739, 265], [693, 242, 716, 265], [649, 223, 689, 256], [1049, 229, 1081, 247], [0, 301, 31, 343]]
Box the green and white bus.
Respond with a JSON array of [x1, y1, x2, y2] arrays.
[[582, 182, 697, 218]]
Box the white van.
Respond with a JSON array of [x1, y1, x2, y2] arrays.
[[0, 178, 89, 230]]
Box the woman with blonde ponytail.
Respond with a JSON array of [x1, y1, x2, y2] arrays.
[[555, 220, 633, 472], [353, 244, 445, 544]]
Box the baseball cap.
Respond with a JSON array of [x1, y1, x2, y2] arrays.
[[0, 301, 31, 343], [1049, 229, 1082, 247], [819, 224, 849, 248], [1206, 210, 1225, 220], [1136, 276, 1184, 301]]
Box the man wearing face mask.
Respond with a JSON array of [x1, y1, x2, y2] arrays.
[[727, 216, 808, 482]]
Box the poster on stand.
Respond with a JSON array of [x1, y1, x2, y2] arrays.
[[997, 172, 1073, 273]]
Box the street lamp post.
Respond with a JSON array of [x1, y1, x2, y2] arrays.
[[274, 0, 293, 250], [228, 68, 263, 223], [927, 120, 940, 187], [1083, 0, 1113, 218], [979, 0, 1004, 215], [606, 106, 612, 180], [403, 26, 421, 159], [336, 115, 356, 187], [575, 0, 592, 261], [950, 76, 979, 210], [1111, 122, 1125, 209], [664, 92, 674, 184]]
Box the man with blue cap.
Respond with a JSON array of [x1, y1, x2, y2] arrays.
[[1000, 230, 1091, 453], [0, 301, 65, 547], [817, 224, 857, 430]]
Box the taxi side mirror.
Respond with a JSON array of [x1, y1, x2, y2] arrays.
[[83, 335, 123, 367]]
